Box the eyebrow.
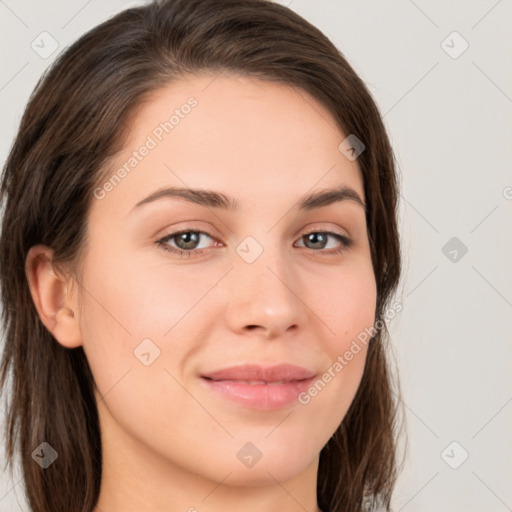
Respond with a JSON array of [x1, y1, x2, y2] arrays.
[[130, 185, 366, 213]]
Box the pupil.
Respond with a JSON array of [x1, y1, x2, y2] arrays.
[[306, 233, 325, 249], [178, 232, 198, 249]]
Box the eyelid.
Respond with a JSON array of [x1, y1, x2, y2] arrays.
[[300, 223, 350, 239]]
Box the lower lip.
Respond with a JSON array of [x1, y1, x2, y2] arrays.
[[200, 377, 315, 410]]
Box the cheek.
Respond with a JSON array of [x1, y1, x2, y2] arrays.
[[91, 247, 221, 336], [77, 246, 214, 391], [77, 247, 153, 394], [299, 262, 376, 417], [311, 260, 377, 351]]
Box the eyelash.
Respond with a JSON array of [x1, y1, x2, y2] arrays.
[[156, 228, 353, 259]]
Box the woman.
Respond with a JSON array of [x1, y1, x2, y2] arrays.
[[0, 1, 404, 511]]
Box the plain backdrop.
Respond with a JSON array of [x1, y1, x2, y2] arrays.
[[0, 1, 511, 511]]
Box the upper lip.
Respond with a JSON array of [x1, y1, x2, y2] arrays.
[[201, 364, 315, 383]]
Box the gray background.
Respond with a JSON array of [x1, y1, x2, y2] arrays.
[[1, 1, 511, 511]]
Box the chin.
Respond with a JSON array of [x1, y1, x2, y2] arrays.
[[220, 435, 320, 487], [220, 458, 316, 487]]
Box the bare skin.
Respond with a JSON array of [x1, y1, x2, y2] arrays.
[[26, 72, 376, 512]]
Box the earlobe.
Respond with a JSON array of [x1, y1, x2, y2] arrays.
[[25, 245, 83, 348]]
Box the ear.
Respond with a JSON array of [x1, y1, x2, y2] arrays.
[[25, 245, 83, 348]]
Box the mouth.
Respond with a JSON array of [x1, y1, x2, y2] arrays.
[[203, 379, 300, 385], [200, 376, 316, 410], [201, 363, 315, 382]]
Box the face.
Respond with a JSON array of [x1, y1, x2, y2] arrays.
[[76, 73, 376, 487]]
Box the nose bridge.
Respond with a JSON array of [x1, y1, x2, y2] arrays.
[[236, 232, 291, 290], [224, 232, 305, 337]]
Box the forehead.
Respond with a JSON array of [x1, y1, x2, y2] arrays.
[[93, 72, 365, 218]]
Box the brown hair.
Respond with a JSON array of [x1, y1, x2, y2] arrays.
[[0, 1, 404, 511]]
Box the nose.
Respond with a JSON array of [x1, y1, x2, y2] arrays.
[[224, 249, 306, 340]]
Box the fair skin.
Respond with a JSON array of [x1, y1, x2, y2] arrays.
[[25, 73, 376, 512]]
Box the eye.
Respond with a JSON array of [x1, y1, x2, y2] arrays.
[[294, 230, 353, 255], [156, 229, 218, 258], [156, 228, 353, 259]]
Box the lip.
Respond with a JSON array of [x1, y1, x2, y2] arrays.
[[202, 363, 315, 382], [200, 364, 316, 410]]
